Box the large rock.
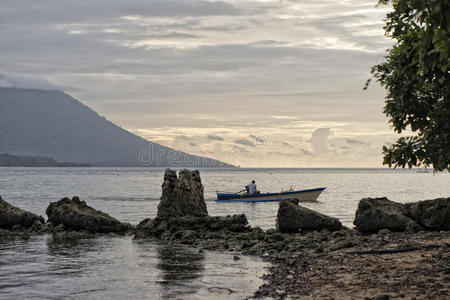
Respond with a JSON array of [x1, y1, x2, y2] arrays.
[[46, 197, 131, 234], [135, 169, 249, 240], [0, 196, 45, 230], [404, 197, 450, 231], [157, 168, 207, 218], [354, 197, 419, 233], [134, 214, 248, 239], [276, 200, 342, 233]]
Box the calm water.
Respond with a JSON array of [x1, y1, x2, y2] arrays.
[[1, 167, 449, 299]]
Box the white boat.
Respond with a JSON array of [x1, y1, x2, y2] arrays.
[[215, 187, 326, 203]]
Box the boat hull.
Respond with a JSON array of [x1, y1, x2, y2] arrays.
[[216, 187, 326, 203]]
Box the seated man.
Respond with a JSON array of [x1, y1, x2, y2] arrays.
[[247, 179, 257, 195]]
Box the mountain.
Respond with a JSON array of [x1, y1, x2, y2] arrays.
[[0, 153, 90, 167], [0, 88, 230, 167]]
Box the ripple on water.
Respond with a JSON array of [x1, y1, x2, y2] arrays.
[[0, 234, 268, 299]]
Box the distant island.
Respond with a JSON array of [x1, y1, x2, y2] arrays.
[[0, 153, 90, 167]]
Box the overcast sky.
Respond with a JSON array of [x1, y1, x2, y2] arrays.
[[0, 0, 397, 167]]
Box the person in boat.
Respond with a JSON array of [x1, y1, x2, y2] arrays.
[[245, 179, 258, 195]]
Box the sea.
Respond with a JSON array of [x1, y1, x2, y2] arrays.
[[0, 167, 449, 299]]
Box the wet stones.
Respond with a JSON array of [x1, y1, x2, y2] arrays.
[[46, 196, 132, 234], [134, 214, 249, 239], [404, 197, 450, 231], [354, 197, 450, 233], [0, 195, 46, 231], [276, 200, 342, 233], [354, 197, 419, 233]]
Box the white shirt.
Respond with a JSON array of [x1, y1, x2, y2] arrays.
[[248, 182, 257, 194]]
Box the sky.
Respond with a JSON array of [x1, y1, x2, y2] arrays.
[[0, 0, 399, 167]]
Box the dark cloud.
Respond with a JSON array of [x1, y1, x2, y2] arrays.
[[207, 135, 224, 141], [297, 148, 313, 156], [0, 0, 238, 25], [177, 135, 191, 140], [345, 138, 370, 146], [234, 139, 255, 147], [302, 14, 389, 51]]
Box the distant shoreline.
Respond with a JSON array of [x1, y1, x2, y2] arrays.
[[0, 153, 90, 167]]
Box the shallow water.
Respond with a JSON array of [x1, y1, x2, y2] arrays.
[[0, 234, 265, 299], [0, 167, 449, 299]]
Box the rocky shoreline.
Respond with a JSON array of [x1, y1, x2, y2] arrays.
[[1, 169, 449, 299], [255, 230, 450, 299]]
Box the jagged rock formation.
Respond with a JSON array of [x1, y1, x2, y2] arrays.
[[276, 200, 342, 233], [135, 169, 251, 240], [46, 197, 132, 234], [404, 198, 450, 231], [0, 196, 46, 230], [157, 169, 208, 218], [354, 197, 450, 233], [354, 197, 419, 233]]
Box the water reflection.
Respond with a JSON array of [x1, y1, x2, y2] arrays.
[[47, 234, 97, 255], [45, 234, 99, 279], [156, 244, 205, 298]]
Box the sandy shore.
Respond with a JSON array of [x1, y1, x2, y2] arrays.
[[254, 231, 450, 299]]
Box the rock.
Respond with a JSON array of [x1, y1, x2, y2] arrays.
[[46, 197, 132, 234], [134, 214, 249, 239], [354, 197, 420, 233], [276, 200, 342, 233], [31, 219, 49, 232], [289, 198, 299, 205], [404, 197, 450, 231], [157, 168, 208, 218], [266, 228, 278, 235], [0, 196, 45, 230], [207, 214, 248, 232], [172, 230, 200, 244], [329, 237, 355, 251], [264, 232, 286, 243], [246, 242, 267, 255], [250, 226, 266, 240]]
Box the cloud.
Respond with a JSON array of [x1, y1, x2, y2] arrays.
[[297, 148, 313, 156], [0, 0, 238, 25], [311, 128, 332, 155], [0, 73, 58, 90], [148, 32, 200, 39], [234, 139, 255, 147], [345, 138, 370, 146], [0, 0, 394, 167], [207, 134, 224, 141]]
